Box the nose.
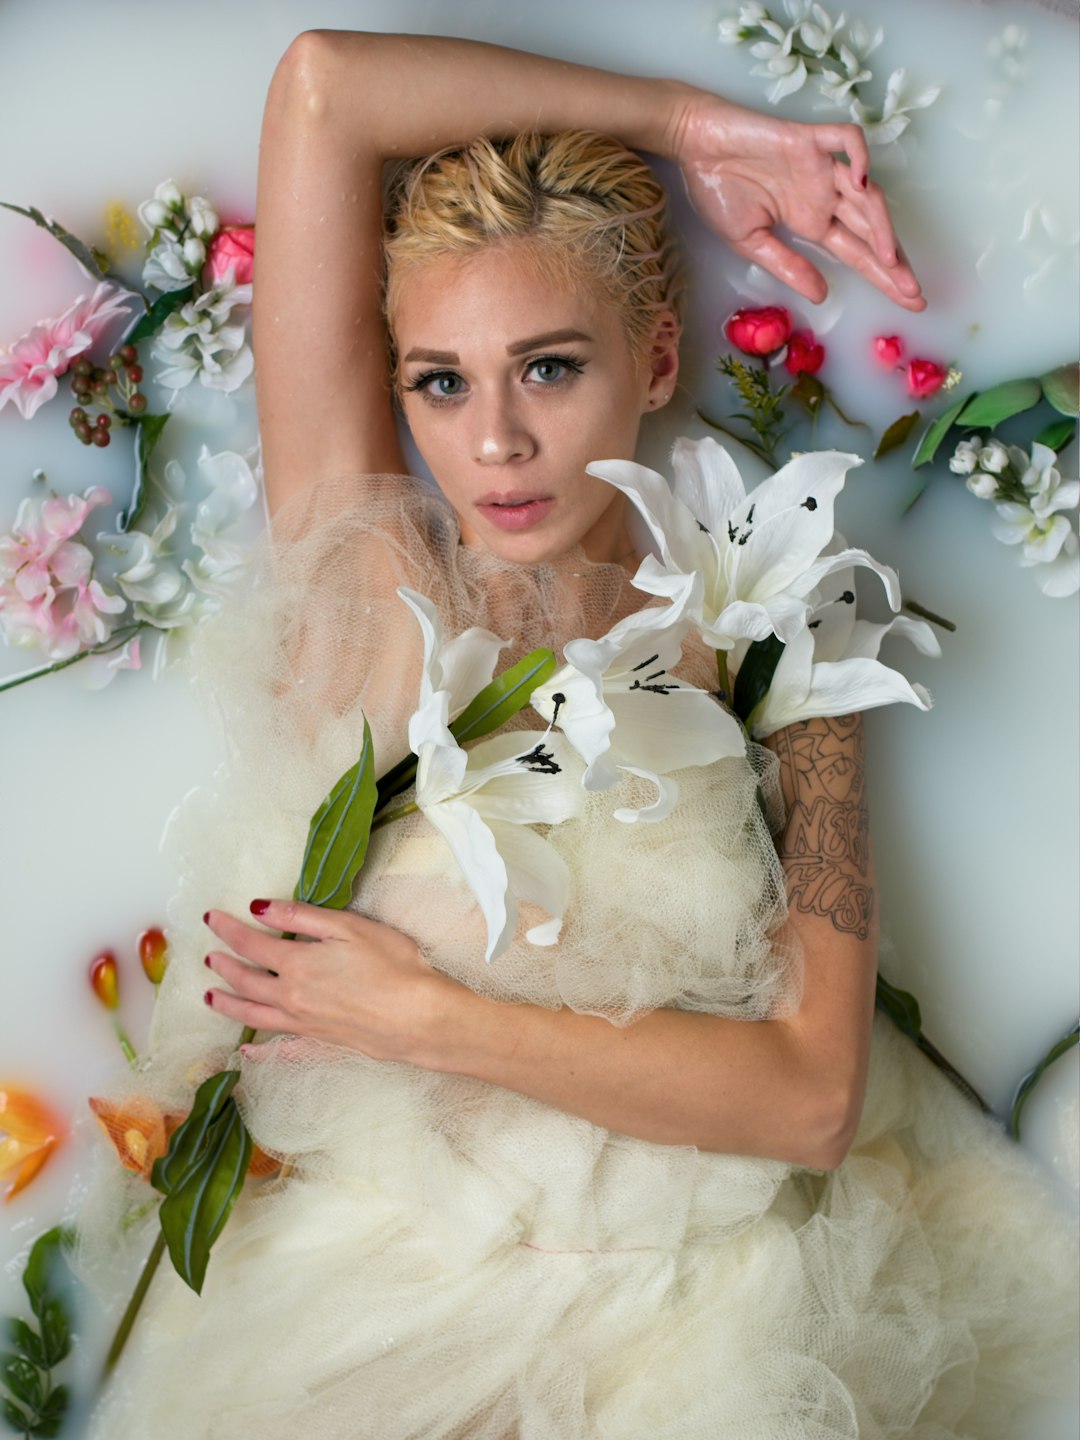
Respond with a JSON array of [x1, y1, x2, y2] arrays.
[[471, 386, 536, 466]]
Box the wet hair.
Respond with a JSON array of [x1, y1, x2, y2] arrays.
[[382, 129, 683, 389]]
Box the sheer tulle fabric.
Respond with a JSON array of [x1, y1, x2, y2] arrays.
[[80, 475, 1078, 1439]]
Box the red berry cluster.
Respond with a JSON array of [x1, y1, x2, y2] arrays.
[[68, 344, 147, 448]]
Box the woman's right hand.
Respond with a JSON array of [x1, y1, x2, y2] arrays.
[[668, 91, 925, 311]]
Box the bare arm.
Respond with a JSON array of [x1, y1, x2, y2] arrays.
[[255, 31, 922, 516], [205, 714, 878, 1170]]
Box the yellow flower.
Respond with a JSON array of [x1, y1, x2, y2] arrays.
[[102, 202, 141, 263], [0, 1085, 66, 1202]]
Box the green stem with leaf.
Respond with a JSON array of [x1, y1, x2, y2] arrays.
[[0, 623, 153, 695]]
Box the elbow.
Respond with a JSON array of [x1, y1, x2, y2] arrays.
[[802, 1080, 866, 1172], [271, 30, 360, 118]]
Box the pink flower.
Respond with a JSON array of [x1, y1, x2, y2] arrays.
[[873, 335, 905, 368], [783, 330, 825, 377], [906, 359, 949, 400], [724, 306, 792, 357], [0, 283, 133, 420], [205, 227, 255, 287]]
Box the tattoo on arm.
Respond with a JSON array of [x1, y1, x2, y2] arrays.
[[768, 714, 874, 940]]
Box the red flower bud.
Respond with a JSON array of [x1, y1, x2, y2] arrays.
[[89, 951, 119, 1010], [724, 306, 792, 357], [137, 927, 169, 985], [784, 330, 825, 377], [873, 335, 905, 368], [906, 358, 949, 400]]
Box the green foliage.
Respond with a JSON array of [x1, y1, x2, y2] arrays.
[[874, 411, 920, 460], [912, 395, 969, 468], [715, 355, 788, 466], [956, 378, 1041, 429], [122, 285, 194, 347], [0, 202, 111, 284], [453, 648, 556, 745], [296, 718, 378, 908], [1039, 361, 1079, 418], [732, 635, 786, 726], [1, 1229, 74, 1438], [151, 1071, 252, 1295], [1011, 1021, 1080, 1141], [874, 974, 922, 1041], [118, 413, 171, 533]]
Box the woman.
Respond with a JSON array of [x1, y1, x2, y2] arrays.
[[85, 30, 1077, 1439]]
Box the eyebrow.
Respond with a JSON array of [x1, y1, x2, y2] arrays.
[[402, 329, 594, 365]]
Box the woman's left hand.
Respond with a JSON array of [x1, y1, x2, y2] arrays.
[[203, 899, 450, 1063]]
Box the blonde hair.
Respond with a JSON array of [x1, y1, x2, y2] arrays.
[[382, 130, 683, 386]]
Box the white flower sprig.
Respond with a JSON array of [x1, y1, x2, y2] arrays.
[[718, 1, 940, 144], [137, 180, 220, 293], [150, 276, 254, 403], [949, 437, 1079, 597]]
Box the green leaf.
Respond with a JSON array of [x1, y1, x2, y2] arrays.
[[1010, 1021, 1080, 1141], [118, 413, 170, 532], [0, 201, 111, 282], [873, 411, 920, 460], [151, 1070, 241, 1197], [912, 395, 968, 468], [296, 717, 378, 909], [2, 1395, 31, 1432], [732, 634, 785, 726], [956, 377, 1041, 430], [20, 1231, 66, 1323], [35, 1385, 68, 1437], [789, 373, 824, 417], [452, 647, 556, 745], [37, 1305, 68, 1371], [6, 1319, 44, 1370], [157, 1095, 252, 1294], [122, 285, 194, 347], [1034, 418, 1077, 452], [1, 1354, 42, 1412], [1039, 361, 1079, 418], [874, 973, 922, 1042]]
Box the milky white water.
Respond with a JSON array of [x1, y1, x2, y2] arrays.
[[0, 0, 1077, 1434]]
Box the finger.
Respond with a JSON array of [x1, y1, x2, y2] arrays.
[[206, 949, 280, 1008], [239, 1036, 326, 1065], [205, 909, 302, 973], [815, 122, 870, 188], [245, 896, 361, 941], [821, 221, 927, 311], [834, 170, 899, 266], [203, 984, 288, 1033], [834, 196, 875, 248], [728, 227, 830, 305]]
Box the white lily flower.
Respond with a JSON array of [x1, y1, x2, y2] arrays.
[[532, 585, 746, 823], [949, 438, 983, 476], [397, 586, 509, 753], [415, 728, 584, 962], [745, 569, 939, 739], [588, 436, 899, 655]]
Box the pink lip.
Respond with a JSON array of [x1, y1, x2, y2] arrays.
[[476, 492, 556, 532]]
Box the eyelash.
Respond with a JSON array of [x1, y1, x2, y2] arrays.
[[403, 353, 587, 406]]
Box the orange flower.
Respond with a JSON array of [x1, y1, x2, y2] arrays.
[[89, 1096, 281, 1181], [137, 927, 169, 985], [0, 1085, 66, 1202], [89, 951, 119, 1010]]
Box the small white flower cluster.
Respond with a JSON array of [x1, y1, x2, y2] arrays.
[[949, 436, 1079, 597], [137, 180, 220, 294], [96, 446, 262, 674], [718, 1, 940, 144], [150, 279, 254, 403]]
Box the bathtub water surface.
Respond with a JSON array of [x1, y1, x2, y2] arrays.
[[0, 0, 1077, 1434]]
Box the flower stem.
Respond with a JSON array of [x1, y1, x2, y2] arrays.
[[903, 599, 957, 633], [112, 1018, 139, 1069], [0, 623, 151, 695], [695, 410, 777, 471], [371, 800, 419, 830], [715, 649, 730, 703], [101, 1227, 166, 1381]]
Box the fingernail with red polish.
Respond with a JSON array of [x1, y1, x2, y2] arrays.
[[204, 955, 212, 968], [203, 911, 211, 925], [204, 990, 214, 1006], [860, 173, 868, 188], [250, 899, 270, 916]]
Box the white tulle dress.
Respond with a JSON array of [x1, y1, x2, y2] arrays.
[[81, 475, 1079, 1440]]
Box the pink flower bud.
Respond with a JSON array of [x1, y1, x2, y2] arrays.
[[205, 226, 255, 287], [138, 927, 169, 985], [724, 305, 792, 357], [783, 330, 825, 377], [906, 359, 949, 400], [89, 951, 119, 1010], [873, 335, 905, 368]]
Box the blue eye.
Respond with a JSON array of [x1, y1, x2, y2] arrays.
[[404, 369, 466, 402], [526, 355, 585, 384]]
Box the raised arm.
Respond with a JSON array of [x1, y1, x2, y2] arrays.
[[255, 31, 923, 515]]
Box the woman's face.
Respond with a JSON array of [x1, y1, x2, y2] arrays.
[[393, 243, 675, 566]]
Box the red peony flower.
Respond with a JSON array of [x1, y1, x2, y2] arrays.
[[906, 359, 949, 399], [725, 306, 792, 357], [873, 335, 905, 368], [784, 330, 825, 377], [205, 226, 255, 287]]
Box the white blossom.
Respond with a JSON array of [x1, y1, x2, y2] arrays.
[[966, 472, 999, 500], [977, 439, 1010, 475], [182, 237, 207, 270], [142, 235, 193, 293], [186, 195, 219, 240], [949, 438, 983, 475], [851, 67, 942, 146], [397, 587, 509, 754], [1018, 443, 1080, 522], [150, 276, 254, 400]]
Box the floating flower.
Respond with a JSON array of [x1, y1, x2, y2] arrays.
[[99, 505, 186, 610], [89, 951, 119, 1010], [725, 305, 792, 357], [206, 227, 255, 287], [150, 275, 253, 400], [138, 927, 169, 985], [0, 283, 133, 419], [532, 586, 746, 823], [906, 359, 949, 400], [411, 713, 584, 963], [0, 1085, 65, 1202], [873, 335, 904, 369], [398, 586, 509, 753], [743, 567, 939, 738], [587, 436, 899, 654], [88, 1096, 278, 1181], [138, 181, 221, 292], [784, 329, 825, 377], [850, 67, 942, 147]]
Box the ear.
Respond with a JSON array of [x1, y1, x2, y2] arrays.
[[642, 309, 681, 412]]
